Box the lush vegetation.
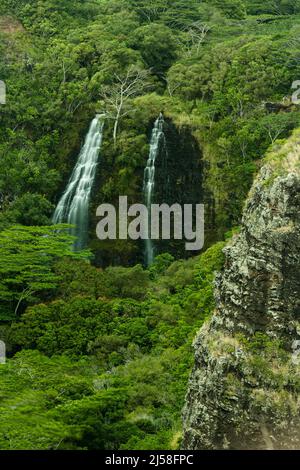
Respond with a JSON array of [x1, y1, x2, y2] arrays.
[[2, 0, 300, 254], [1, 243, 225, 449], [1, 0, 300, 450]]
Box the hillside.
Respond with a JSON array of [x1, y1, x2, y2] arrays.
[[0, 0, 299, 451]]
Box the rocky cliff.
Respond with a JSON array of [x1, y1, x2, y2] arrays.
[[182, 131, 300, 450]]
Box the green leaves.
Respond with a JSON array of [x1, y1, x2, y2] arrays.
[[0, 350, 94, 450], [1, 0, 300, 452], [4, 241, 225, 449], [211, 0, 246, 19], [0, 224, 90, 317], [129, 23, 178, 73]]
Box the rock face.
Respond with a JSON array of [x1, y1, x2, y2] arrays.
[[182, 132, 300, 450]]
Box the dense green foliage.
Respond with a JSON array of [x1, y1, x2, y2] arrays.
[[1, 243, 225, 449], [1, 0, 300, 450], [0, 224, 90, 319], [1, 0, 300, 254]]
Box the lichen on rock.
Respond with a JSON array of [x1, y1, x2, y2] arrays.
[[182, 130, 300, 450]]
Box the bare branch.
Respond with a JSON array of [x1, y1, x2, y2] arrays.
[[99, 67, 151, 145], [179, 22, 211, 57]]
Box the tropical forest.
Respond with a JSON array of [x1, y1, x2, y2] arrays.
[[0, 0, 300, 451]]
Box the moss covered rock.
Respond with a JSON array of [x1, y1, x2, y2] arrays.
[[182, 130, 300, 449]]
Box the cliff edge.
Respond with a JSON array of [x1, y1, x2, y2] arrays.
[[182, 130, 300, 450]]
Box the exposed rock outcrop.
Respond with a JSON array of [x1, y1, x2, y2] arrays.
[[182, 131, 300, 450]]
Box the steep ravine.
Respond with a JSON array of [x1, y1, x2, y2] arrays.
[[182, 131, 300, 450]]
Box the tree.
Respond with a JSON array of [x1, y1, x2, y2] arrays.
[[10, 193, 54, 226], [129, 0, 168, 22], [99, 67, 151, 146], [261, 113, 297, 145], [130, 23, 178, 73], [0, 350, 95, 450], [12, 297, 112, 355], [244, 0, 300, 15], [129, 0, 203, 28], [211, 0, 246, 19], [102, 265, 150, 300], [180, 22, 211, 58], [148, 253, 175, 279], [0, 224, 90, 317]]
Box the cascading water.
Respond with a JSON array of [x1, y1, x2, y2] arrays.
[[143, 113, 166, 266], [53, 115, 104, 250]]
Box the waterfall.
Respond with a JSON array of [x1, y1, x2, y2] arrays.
[[143, 113, 166, 266], [53, 115, 104, 250]]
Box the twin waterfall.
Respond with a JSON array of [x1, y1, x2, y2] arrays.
[[53, 113, 165, 263], [143, 113, 166, 266], [53, 115, 104, 250]]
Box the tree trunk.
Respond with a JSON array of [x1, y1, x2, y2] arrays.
[[113, 118, 119, 147]]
